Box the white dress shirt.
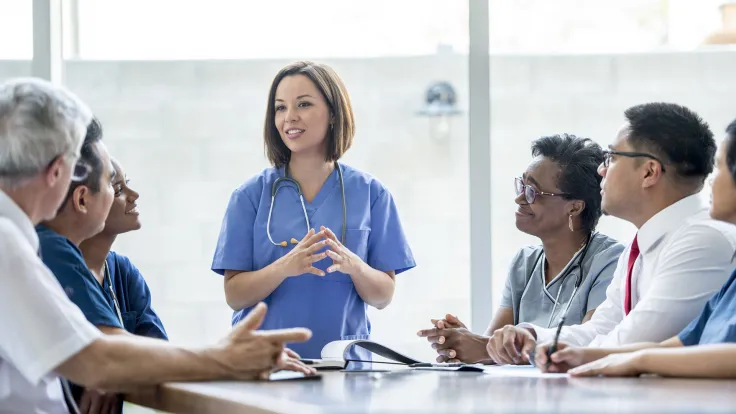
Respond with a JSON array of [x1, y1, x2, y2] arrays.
[[0, 190, 102, 413], [520, 194, 736, 348]]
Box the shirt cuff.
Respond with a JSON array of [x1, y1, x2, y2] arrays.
[[517, 323, 556, 344]]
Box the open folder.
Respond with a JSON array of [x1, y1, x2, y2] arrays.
[[301, 339, 484, 372]]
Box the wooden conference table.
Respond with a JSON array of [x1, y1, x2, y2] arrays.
[[126, 367, 736, 413]]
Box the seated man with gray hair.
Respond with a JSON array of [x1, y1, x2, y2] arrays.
[[37, 116, 166, 412], [0, 77, 314, 413]]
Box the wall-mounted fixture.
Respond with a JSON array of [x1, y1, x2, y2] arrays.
[[417, 81, 463, 142]]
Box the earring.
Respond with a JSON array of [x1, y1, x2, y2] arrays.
[[568, 214, 574, 232]]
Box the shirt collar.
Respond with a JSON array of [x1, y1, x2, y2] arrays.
[[637, 194, 707, 254], [0, 189, 40, 252]]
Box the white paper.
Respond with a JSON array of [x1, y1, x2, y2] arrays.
[[320, 340, 357, 360], [268, 371, 320, 381]]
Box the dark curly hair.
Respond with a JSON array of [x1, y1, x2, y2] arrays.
[[531, 133, 604, 233]]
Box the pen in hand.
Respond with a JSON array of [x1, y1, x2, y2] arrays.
[[544, 317, 566, 371]]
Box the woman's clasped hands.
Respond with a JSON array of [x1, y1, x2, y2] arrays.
[[275, 226, 365, 277]]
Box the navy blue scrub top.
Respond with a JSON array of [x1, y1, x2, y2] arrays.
[[679, 268, 736, 346], [36, 225, 167, 339], [106, 251, 167, 339]]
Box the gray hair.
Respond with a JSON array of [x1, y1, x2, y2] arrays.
[[0, 77, 92, 186]]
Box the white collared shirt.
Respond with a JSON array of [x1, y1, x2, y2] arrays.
[[520, 194, 736, 347], [0, 190, 102, 413]]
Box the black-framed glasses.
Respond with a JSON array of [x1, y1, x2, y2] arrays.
[[70, 160, 92, 182], [0, 154, 92, 182], [56, 159, 93, 214], [514, 177, 570, 204], [602, 150, 666, 172]]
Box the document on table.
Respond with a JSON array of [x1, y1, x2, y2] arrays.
[[268, 371, 323, 381], [482, 365, 568, 378]]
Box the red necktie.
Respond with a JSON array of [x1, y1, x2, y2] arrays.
[[624, 235, 640, 315]]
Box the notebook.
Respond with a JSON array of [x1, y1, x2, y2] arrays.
[[302, 339, 484, 372]]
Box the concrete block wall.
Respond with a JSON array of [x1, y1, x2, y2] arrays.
[[1, 49, 734, 363]]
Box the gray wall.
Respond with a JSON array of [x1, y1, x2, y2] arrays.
[[1, 50, 733, 362]]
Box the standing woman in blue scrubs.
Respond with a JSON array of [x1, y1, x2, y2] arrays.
[[212, 61, 416, 359]]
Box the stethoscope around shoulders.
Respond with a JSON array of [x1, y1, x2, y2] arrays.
[[266, 161, 347, 247], [525, 232, 597, 328]]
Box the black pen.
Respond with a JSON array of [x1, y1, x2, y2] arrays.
[[545, 316, 566, 370]]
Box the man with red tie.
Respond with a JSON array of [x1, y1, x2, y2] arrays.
[[532, 118, 736, 377], [485, 102, 736, 365]]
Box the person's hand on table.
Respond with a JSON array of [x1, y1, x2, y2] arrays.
[[568, 352, 646, 378], [78, 388, 121, 414], [274, 348, 316, 376], [532, 342, 598, 373], [417, 315, 490, 363], [486, 325, 536, 365]]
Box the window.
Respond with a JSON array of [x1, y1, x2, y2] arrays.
[[73, 0, 468, 59], [489, 0, 724, 53], [0, 0, 32, 59], [76, 1, 470, 363]]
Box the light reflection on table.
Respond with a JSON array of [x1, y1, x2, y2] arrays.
[[127, 368, 736, 413]]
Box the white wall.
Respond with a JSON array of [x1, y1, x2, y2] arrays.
[[1, 49, 734, 363]]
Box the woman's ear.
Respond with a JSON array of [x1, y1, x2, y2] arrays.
[[568, 200, 585, 217]]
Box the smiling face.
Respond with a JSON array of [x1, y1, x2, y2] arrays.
[[273, 74, 332, 159], [101, 158, 141, 235], [515, 156, 573, 238]]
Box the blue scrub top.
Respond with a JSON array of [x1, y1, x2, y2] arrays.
[[211, 163, 416, 359], [106, 251, 168, 340], [501, 233, 624, 328], [36, 225, 167, 339], [37, 225, 122, 330], [678, 268, 736, 346], [37, 226, 167, 407]]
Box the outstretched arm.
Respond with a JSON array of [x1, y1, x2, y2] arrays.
[[570, 343, 736, 378]]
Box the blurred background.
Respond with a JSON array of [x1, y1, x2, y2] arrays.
[[2, 0, 735, 376]]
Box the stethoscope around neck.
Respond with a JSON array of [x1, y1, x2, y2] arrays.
[[531, 232, 596, 328], [266, 161, 346, 247], [103, 261, 124, 325]]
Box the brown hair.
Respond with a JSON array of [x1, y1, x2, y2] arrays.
[[263, 61, 355, 167]]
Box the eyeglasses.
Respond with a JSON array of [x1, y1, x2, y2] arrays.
[[0, 155, 92, 181], [514, 177, 570, 204], [602, 150, 666, 172], [55, 159, 93, 214], [70, 160, 92, 182]]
